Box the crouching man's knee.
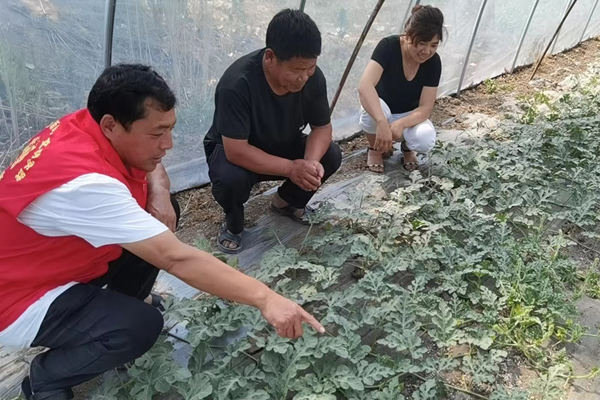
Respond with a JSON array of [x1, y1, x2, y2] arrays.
[[321, 142, 342, 177]]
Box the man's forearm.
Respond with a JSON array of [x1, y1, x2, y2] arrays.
[[147, 163, 171, 193], [121, 230, 325, 338], [226, 143, 293, 177], [168, 243, 272, 309], [304, 125, 333, 161]]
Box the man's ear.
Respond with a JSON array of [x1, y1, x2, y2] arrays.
[[264, 48, 277, 66], [100, 115, 119, 139]]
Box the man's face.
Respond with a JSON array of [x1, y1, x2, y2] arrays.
[[265, 50, 317, 93], [101, 99, 176, 172]]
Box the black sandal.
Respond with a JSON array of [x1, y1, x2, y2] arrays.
[[270, 203, 316, 225], [217, 223, 243, 254], [150, 293, 166, 312]]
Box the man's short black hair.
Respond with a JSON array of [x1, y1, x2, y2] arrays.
[[266, 9, 321, 61], [87, 64, 176, 130]]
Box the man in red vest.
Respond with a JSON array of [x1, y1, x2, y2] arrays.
[[0, 64, 324, 400]]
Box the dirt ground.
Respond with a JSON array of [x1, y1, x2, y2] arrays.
[[175, 38, 600, 248]]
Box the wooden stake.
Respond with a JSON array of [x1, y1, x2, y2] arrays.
[[530, 0, 579, 81], [329, 0, 386, 115]]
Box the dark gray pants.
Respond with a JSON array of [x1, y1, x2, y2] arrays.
[[207, 138, 342, 234], [26, 197, 180, 398]]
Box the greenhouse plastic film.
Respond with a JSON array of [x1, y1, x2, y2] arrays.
[[552, 0, 594, 54], [0, 0, 105, 166], [514, 0, 566, 67], [460, 0, 531, 92], [1, 0, 600, 193], [111, 0, 299, 191]]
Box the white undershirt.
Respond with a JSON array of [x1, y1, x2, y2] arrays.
[[0, 173, 168, 348]]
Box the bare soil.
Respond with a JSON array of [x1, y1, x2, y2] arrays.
[[431, 39, 600, 129]]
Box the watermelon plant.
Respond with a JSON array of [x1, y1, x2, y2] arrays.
[[92, 65, 600, 400]]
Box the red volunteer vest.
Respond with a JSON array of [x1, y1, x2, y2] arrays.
[[0, 109, 148, 332]]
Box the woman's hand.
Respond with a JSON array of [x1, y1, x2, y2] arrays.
[[390, 119, 406, 142], [374, 120, 393, 153]]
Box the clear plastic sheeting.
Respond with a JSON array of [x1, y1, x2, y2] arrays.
[[155, 173, 380, 300], [111, 0, 298, 192], [0, 0, 105, 166], [514, 0, 567, 68], [586, 1, 600, 40], [427, 0, 482, 96], [553, 0, 596, 53], [460, 0, 532, 92], [1, 0, 600, 193]]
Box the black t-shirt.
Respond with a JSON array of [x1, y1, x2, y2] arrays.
[[204, 49, 331, 158], [371, 35, 442, 114]]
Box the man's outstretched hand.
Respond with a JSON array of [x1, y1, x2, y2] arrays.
[[259, 291, 325, 339]]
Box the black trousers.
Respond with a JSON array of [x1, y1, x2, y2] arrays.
[[27, 196, 180, 396], [207, 138, 342, 234]]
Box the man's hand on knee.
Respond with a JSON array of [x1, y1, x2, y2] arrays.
[[288, 159, 322, 191], [147, 188, 177, 232], [304, 159, 324, 180]]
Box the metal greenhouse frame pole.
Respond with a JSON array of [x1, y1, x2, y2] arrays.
[[510, 0, 540, 73], [104, 0, 117, 69], [329, 0, 386, 115], [299, 0, 307, 12], [580, 0, 599, 42], [550, 0, 575, 55], [456, 0, 488, 97]]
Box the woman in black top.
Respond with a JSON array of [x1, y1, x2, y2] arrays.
[[358, 5, 444, 172]]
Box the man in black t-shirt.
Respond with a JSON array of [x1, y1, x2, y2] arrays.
[[204, 9, 342, 254]]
